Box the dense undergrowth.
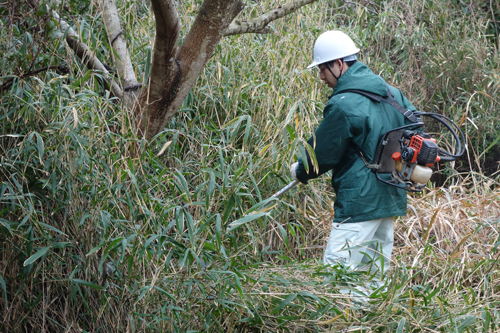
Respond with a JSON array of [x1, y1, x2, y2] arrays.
[[1, 0, 500, 332]]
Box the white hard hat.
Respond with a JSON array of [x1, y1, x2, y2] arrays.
[[307, 31, 360, 69]]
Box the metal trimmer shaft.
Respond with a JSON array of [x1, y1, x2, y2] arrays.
[[226, 180, 299, 232]]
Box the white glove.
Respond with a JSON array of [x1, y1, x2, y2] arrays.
[[290, 162, 299, 181]]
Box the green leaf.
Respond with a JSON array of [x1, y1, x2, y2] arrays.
[[277, 223, 288, 250], [457, 315, 477, 332], [165, 306, 184, 312], [70, 70, 93, 89], [226, 213, 268, 232], [51, 242, 72, 249], [23, 247, 50, 267], [72, 279, 104, 290], [299, 143, 309, 173], [242, 115, 252, 150], [0, 271, 7, 308], [100, 237, 124, 271], [36, 3, 48, 16], [482, 307, 491, 332], [119, 238, 128, 264], [34, 132, 44, 163], [284, 101, 299, 126], [271, 293, 297, 314], [233, 274, 243, 299], [396, 317, 406, 333], [215, 214, 222, 247], [206, 170, 216, 209], [479, 132, 500, 159], [184, 209, 194, 244], [87, 242, 105, 257], [79, 213, 92, 227], [153, 286, 177, 302], [0, 218, 12, 235], [304, 142, 319, 174], [286, 124, 296, 141], [203, 242, 216, 251], [38, 222, 66, 236], [298, 291, 321, 302], [137, 285, 153, 302], [49, 23, 64, 40], [174, 170, 190, 202], [104, 237, 124, 255]]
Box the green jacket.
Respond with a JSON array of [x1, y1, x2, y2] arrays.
[[296, 61, 417, 223]]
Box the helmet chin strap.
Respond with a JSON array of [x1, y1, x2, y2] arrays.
[[326, 60, 344, 81]]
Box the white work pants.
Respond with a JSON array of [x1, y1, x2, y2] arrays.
[[323, 217, 394, 273]]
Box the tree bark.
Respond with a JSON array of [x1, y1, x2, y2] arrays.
[[102, 0, 138, 109], [139, 0, 244, 140], [135, 0, 181, 138], [102, 0, 137, 87]]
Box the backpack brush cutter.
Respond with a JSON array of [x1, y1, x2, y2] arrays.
[[349, 88, 466, 192]]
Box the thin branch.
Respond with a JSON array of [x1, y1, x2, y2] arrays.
[[224, 0, 318, 36], [0, 65, 69, 93]]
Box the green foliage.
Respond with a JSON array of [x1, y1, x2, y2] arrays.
[[1, 0, 500, 332]]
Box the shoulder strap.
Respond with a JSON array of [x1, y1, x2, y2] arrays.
[[341, 87, 422, 123]]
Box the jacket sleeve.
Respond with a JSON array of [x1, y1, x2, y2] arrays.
[[296, 102, 353, 183]]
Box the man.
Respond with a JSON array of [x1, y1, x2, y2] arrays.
[[290, 30, 417, 273]]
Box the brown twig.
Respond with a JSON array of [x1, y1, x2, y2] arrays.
[[0, 65, 69, 93]]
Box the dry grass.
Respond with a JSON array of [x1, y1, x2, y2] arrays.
[[227, 177, 500, 332]]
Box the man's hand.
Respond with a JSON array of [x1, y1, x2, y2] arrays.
[[290, 162, 299, 181]]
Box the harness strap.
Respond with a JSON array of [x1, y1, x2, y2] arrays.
[[341, 87, 422, 123], [341, 86, 422, 170], [355, 148, 380, 169]]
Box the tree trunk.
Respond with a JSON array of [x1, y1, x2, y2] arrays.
[[31, 0, 319, 141], [137, 0, 244, 140]]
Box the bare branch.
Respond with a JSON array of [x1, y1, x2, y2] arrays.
[[224, 0, 319, 36], [52, 11, 123, 98], [27, 0, 123, 99], [0, 65, 68, 94], [102, 0, 137, 88]]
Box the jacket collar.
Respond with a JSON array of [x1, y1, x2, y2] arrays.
[[329, 61, 388, 98]]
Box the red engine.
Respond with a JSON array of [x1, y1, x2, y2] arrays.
[[400, 131, 440, 167]]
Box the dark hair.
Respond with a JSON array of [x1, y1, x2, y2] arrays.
[[345, 60, 357, 67], [324, 59, 357, 68]]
